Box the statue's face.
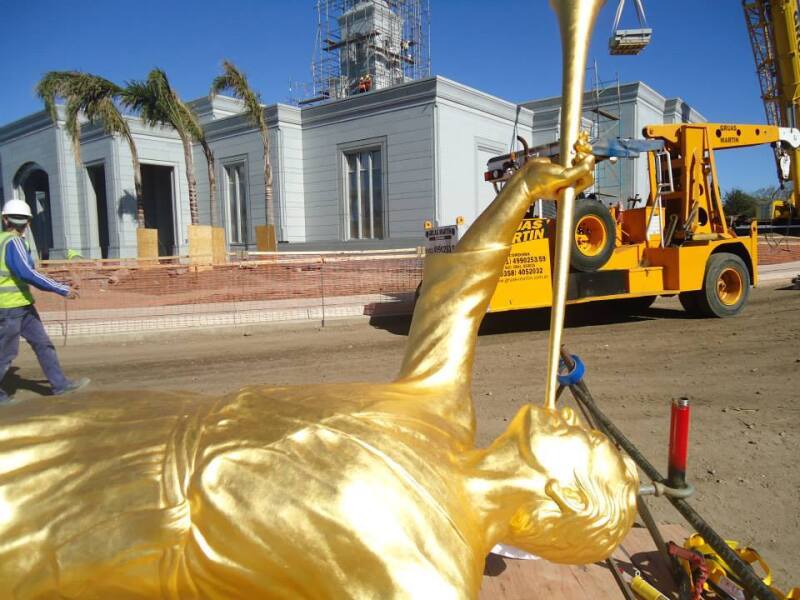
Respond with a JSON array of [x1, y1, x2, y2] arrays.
[[505, 406, 638, 564]]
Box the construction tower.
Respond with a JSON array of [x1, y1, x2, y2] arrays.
[[294, 0, 431, 105]]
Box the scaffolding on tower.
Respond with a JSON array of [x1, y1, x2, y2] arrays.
[[291, 0, 431, 105], [586, 64, 625, 208]]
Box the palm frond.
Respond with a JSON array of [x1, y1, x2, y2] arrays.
[[35, 70, 126, 165], [91, 97, 131, 137], [64, 97, 83, 163], [123, 68, 203, 140], [36, 72, 67, 123], [121, 79, 164, 128], [210, 60, 266, 133]]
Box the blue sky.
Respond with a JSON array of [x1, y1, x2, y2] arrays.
[[0, 0, 781, 193]]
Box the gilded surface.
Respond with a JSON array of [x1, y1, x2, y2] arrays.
[[1, 6, 635, 596], [0, 144, 638, 599], [544, 0, 607, 407]]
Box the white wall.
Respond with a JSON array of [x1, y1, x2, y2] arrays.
[[119, 123, 189, 256], [0, 119, 70, 257], [436, 100, 531, 230], [73, 133, 116, 258], [276, 116, 306, 242], [301, 100, 435, 242], [195, 127, 264, 246], [198, 105, 303, 246]]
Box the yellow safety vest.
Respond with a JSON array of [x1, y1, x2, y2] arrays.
[[0, 231, 35, 308]]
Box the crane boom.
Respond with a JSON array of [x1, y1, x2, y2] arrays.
[[743, 0, 800, 212]]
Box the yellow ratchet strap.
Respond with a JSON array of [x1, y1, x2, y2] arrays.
[[683, 534, 799, 599]]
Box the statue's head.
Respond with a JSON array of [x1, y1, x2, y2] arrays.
[[499, 404, 638, 564]]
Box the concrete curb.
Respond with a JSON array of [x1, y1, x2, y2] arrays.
[[42, 293, 415, 339], [758, 260, 800, 283]]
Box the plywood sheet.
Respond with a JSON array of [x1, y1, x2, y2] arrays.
[[188, 224, 213, 265], [212, 227, 227, 264], [256, 224, 277, 252], [480, 523, 689, 599], [136, 228, 158, 260]]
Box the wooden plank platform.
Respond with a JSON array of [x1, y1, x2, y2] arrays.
[[480, 523, 689, 599]]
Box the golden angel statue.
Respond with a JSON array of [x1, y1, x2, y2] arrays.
[[0, 141, 637, 599]]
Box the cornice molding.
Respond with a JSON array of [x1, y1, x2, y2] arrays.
[[0, 110, 56, 144]]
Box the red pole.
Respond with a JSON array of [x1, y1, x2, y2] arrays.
[[668, 398, 691, 488]]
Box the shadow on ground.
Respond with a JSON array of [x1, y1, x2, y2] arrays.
[[370, 301, 690, 337], [1, 366, 52, 397]]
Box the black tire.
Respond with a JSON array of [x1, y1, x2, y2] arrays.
[[678, 291, 702, 316], [571, 200, 616, 272], [694, 252, 750, 318]]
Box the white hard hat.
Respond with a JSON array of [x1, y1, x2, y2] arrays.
[[2, 199, 33, 219]]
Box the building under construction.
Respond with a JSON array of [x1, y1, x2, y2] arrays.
[[0, 0, 704, 258], [299, 0, 431, 104]]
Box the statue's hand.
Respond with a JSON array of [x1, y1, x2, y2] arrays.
[[452, 135, 595, 254], [520, 134, 595, 200]]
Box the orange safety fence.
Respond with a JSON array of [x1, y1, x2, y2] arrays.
[[33, 251, 424, 338], [30, 237, 800, 339], [758, 236, 800, 265]]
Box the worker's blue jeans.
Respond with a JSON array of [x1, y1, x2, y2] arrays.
[[0, 305, 70, 399]]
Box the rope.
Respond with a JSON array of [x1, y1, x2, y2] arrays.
[[62, 295, 69, 347]]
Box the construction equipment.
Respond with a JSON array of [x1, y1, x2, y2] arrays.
[[609, 0, 652, 55], [479, 123, 800, 317], [557, 346, 792, 600], [743, 0, 800, 223]]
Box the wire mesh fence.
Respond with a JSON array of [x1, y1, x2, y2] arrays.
[[758, 235, 800, 265], [34, 250, 424, 339], [31, 236, 797, 340]]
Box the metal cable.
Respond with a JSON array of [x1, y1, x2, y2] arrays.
[[565, 375, 779, 600]]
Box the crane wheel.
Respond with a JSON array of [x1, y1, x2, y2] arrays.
[[571, 200, 616, 272], [678, 292, 701, 316], [683, 253, 750, 318]]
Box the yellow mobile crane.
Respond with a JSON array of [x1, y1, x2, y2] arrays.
[[421, 4, 799, 319], [743, 0, 800, 221], [479, 123, 800, 318]]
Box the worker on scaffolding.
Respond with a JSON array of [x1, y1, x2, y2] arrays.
[[0, 199, 89, 405], [358, 73, 373, 93]]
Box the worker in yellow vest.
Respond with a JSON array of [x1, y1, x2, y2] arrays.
[[0, 199, 89, 405]]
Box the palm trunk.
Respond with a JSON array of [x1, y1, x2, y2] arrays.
[[200, 139, 217, 226], [261, 129, 274, 228], [123, 131, 145, 228], [179, 132, 199, 225]]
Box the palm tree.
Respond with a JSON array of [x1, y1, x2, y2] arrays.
[[122, 69, 216, 226], [36, 71, 145, 227], [210, 61, 274, 234]]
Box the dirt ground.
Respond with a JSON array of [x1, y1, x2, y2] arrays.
[[8, 284, 800, 587]]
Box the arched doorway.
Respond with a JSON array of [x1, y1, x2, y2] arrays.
[[12, 162, 53, 260]]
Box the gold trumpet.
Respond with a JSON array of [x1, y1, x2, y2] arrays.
[[544, 0, 607, 409]]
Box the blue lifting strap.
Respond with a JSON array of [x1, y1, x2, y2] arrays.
[[557, 354, 586, 386]]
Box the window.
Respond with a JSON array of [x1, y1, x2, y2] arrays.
[[225, 163, 248, 245], [345, 148, 384, 239]]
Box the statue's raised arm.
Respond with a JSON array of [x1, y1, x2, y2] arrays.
[[397, 139, 595, 407]]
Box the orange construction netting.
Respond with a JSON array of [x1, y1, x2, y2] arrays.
[[33, 251, 424, 337]]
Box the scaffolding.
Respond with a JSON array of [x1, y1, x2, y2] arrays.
[[293, 0, 431, 105], [585, 65, 625, 207]]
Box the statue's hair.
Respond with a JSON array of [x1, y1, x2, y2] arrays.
[[503, 406, 639, 564]]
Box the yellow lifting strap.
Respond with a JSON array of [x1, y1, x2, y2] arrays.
[[683, 534, 799, 599]]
